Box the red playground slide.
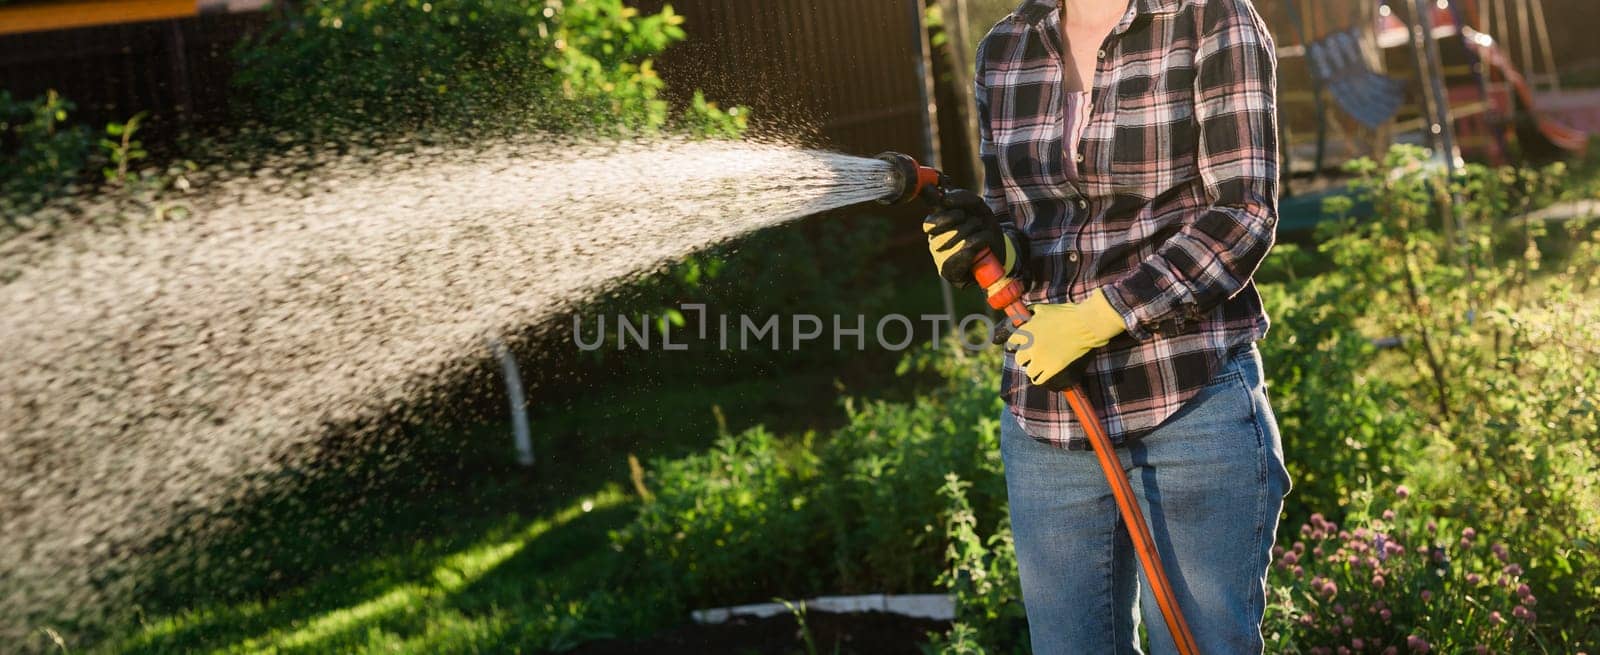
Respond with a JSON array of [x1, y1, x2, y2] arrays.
[[1468, 36, 1590, 158], [1380, 5, 1588, 163]]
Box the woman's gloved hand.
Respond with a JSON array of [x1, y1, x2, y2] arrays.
[[1005, 288, 1127, 391], [923, 189, 1022, 288]]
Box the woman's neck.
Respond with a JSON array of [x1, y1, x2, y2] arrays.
[[1057, 0, 1127, 92], [1059, 0, 1127, 24]]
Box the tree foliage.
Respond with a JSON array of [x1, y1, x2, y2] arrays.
[[233, 0, 744, 135]]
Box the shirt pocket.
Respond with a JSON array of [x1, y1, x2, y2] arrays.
[[986, 78, 1067, 202], [992, 121, 1066, 200], [1106, 69, 1199, 199]]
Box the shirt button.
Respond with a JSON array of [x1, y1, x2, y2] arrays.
[[1067, 251, 1080, 263], [1076, 199, 1088, 209], [1075, 153, 1085, 163], [1097, 49, 1107, 60]]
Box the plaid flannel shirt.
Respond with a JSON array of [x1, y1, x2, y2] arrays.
[[977, 0, 1280, 449]]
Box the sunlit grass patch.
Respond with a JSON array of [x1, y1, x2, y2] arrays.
[[110, 487, 631, 654]]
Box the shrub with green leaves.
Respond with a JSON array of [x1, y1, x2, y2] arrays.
[[613, 338, 1010, 610], [0, 90, 92, 218], [233, 0, 745, 135], [618, 428, 825, 604], [1261, 146, 1600, 649], [1265, 486, 1540, 654], [925, 473, 1026, 655]]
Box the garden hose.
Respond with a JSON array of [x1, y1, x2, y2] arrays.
[[876, 152, 1202, 655]]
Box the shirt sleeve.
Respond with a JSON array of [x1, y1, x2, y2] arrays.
[[1102, 1, 1279, 339], [974, 38, 1023, 247]]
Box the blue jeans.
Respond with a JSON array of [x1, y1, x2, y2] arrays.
[[1000, 345, 1290, 655]]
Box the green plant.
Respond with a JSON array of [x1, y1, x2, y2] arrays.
[[99, 112, 148, 187], [0, 89, 92, 219], [924, 473, 1025, 655], [1, 91, 204, 247], [615, 427, 824, 605], [1257, 247, 1418, 529], [1265, 486, 1539, 654], [613, 335, 1009, 610], [232, 0, 743, 136], [810, 339, 1007, 594], [780, 598, 822, 655], [1265, 147, 1600, 648]]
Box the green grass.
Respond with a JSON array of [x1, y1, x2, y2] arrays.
[[112, 488, 636, 654]]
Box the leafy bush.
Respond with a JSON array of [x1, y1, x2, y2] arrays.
[[0, 90, 92, 218], [613, 337, 1009, 609], [925, 473, 1026, 655], [1265, 486, 1541, 654], [1260, 147, 1596, 531], [621, 428, 825, 603], [1262, 146, 1600, 648], [233, 0, 745, 136], [1, 93, 198, 245], [1256, 249, 1417, 530]]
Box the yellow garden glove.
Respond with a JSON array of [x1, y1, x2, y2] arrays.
[[1005, 288, 1127, 391]]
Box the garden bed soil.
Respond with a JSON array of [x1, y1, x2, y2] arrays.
[[564, 610, 948, 655]]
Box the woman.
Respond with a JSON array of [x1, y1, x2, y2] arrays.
[[923, 0, 1290, 652]]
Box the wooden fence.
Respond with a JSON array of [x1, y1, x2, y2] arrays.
[[0, 10, 266, 140]]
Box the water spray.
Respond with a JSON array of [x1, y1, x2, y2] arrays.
[[0, 139, 900, 639], [873, 151, 1202, 655]]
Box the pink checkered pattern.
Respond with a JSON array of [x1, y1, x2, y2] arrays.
[[976, 0, 1280, 448]]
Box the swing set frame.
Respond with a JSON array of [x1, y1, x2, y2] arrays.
[[1270, 0, 1570, 192]]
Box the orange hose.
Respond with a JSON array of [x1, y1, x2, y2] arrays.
[[1064, 387, 1201, 655], [969, 249, 1201, 655]]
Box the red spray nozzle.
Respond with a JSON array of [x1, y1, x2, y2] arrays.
[[874, 152, 946, 205]]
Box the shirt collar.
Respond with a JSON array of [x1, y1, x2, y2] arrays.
[[1014, 0, 1179, 24]]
